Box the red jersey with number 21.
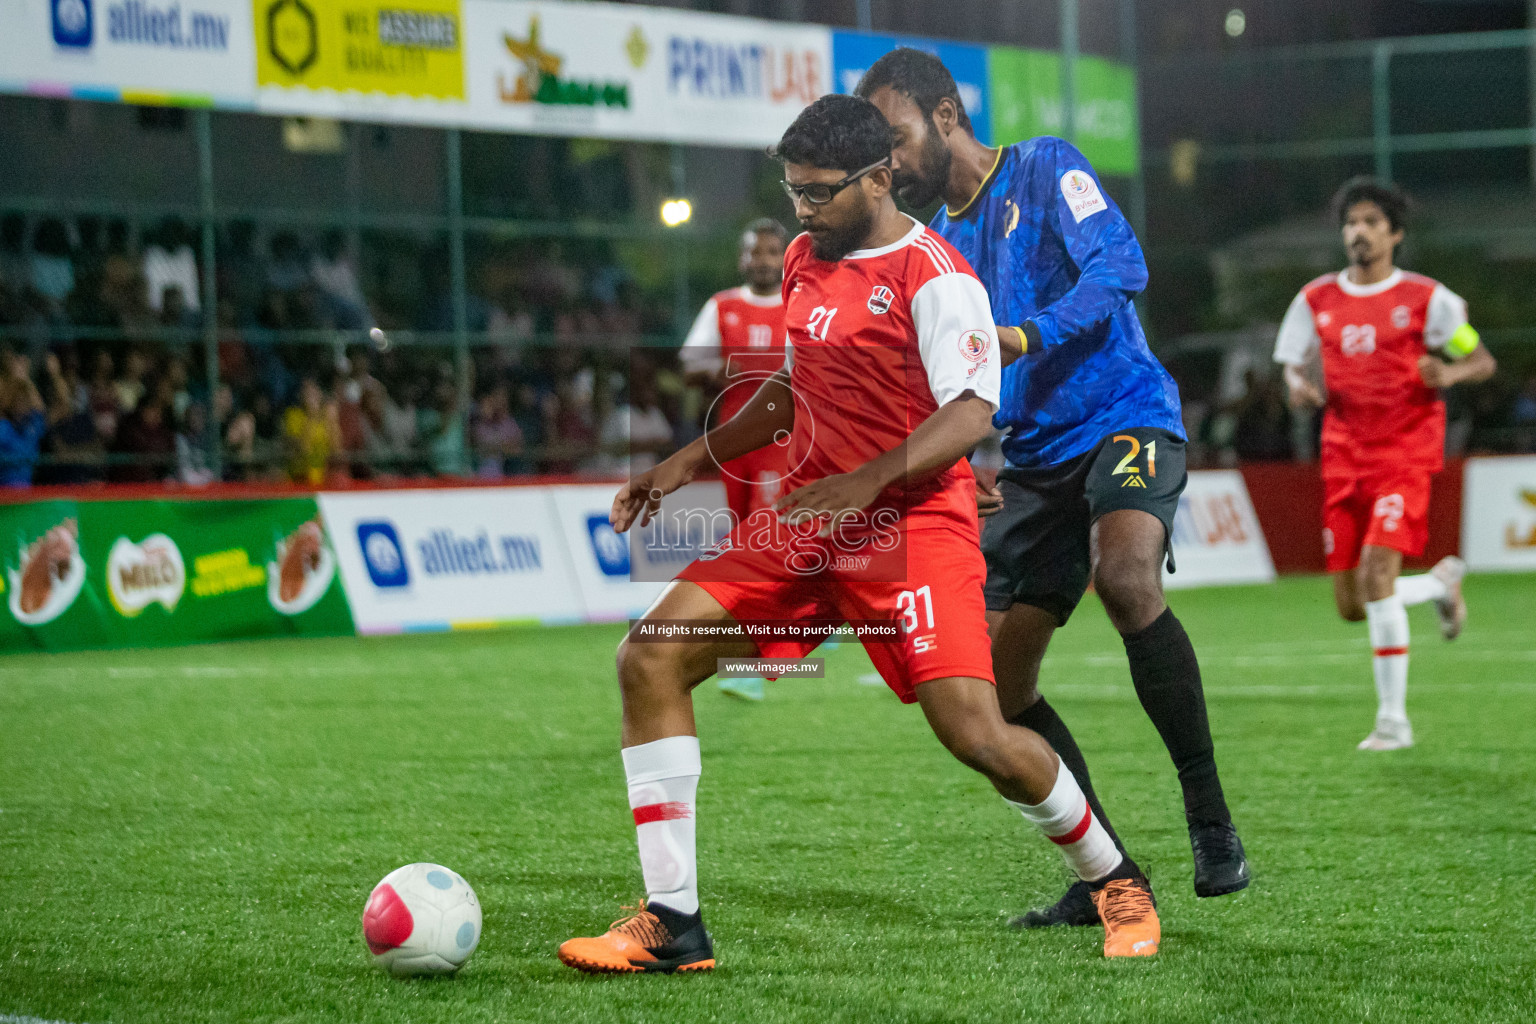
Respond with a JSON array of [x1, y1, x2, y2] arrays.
[[780, 217, 1001, 530]]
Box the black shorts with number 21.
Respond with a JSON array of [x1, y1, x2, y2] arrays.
[[981, 427, 1187, 625]]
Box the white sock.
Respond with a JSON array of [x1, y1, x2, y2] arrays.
[[1007, 756, 1123, 883], [1365, 595, 1410, 726], [1395, 573, 1446, 607], [621, 735, 701, 916]]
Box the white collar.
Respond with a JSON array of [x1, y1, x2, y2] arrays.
[[843, 216, 925, 260], [1337, 267, 1402, 297]]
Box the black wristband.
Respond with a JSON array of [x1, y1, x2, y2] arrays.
[[1019, 320, 1043, 356]]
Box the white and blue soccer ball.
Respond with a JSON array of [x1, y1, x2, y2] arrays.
[[362, 862, 482, 977]]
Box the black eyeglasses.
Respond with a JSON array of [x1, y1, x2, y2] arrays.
[[780, 157, 891, 205]]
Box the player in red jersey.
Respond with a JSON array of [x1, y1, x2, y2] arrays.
[[1274, 178, 1496, 751], [681, 218, 791, 700], [557, 96, 1160, 973]]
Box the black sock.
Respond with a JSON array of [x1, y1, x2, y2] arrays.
[[1122, 607, 1232, 827], [1007, 697, 1127, 855], [1089, 856, 1145, 889], [647, 901, 701, 935]]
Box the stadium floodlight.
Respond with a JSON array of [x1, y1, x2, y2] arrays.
[[660, 198, 692, 227], [1225, 9, 1246, 37]]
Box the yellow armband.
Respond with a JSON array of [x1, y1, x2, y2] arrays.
[[1445, 322, 1480, 359]]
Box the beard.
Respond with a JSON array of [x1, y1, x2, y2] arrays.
[[892, 128, 952, 210], [745, 264, 782, 292], [806, 201, 876, 262]]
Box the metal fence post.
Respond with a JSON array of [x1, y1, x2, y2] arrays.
[[1121, 0, 1147, 239], [1372, 42, 1393, 182], [446, 127, 470, 462], [670, 144, 689, 344], [195, 108, 222, 480], [1060, 0, 1079, 144]]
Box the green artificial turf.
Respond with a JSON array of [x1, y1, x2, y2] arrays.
[[1, 574, 1533, 1024]]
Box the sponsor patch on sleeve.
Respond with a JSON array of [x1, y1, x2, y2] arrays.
[[1060, 169, 1107, 223], [958, 329, 991, 363]]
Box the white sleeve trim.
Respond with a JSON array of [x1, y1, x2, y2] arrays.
[[1273, 290, 1320, 365], [679, 297, 722, 373], [909, 273, 1001, 411], [1424, 284, 1468, 351]]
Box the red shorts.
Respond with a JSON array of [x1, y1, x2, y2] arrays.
[[1322, 470, 1433, 573], [678, 517, 993, 703], [720, 445, 788, 522]]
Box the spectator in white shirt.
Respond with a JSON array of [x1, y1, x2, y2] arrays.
[[142, 219, 199, 315]]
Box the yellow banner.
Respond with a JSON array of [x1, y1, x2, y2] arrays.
[[254, 0, 464, 99]]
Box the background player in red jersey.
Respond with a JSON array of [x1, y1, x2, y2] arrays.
[[681, 218, 791, 700], [557, 96, 1161, 973], [1275, 178, 1496, 751]]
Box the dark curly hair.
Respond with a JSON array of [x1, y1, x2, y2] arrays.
[[771, 94, 892, 174], [854, 47, 973, 135], [1333, 176, 1410, 232]]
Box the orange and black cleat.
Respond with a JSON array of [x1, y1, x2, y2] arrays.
[[558, 901, 716, 974], [1092, 878, 1161, 958]]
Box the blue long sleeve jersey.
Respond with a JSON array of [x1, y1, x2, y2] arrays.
[[932, 137, 1183, 468]]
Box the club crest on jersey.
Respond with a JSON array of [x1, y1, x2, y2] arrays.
[[867, 285, 894, 315], [1391, 305, 1411, 329], [1060, 169, 1107, 222], [958, 330, 990, 362]]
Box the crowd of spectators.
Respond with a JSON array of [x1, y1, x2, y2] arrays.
[[0, 211, 688, 487], [1, 210, 1533, 490]]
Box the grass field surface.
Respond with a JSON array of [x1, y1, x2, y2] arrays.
[[1, 574, 1533, 1023]]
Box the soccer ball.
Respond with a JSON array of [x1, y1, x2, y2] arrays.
[[362, 863, 482, 977]]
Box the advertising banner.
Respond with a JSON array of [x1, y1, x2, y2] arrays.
[[2, 0, 1140, 164], [1461, 456, 1536, 572], [988, 47, 1139, 175], [830, 30, 990, 145], [0, 0, 255, 105], [0, 496, 352, 652], [253, 0, 465, 121], [317, 487, 583, 633], [462, 0, 830, 147], [547, 479, 729, 622], [1164, 470, 1276, 589]]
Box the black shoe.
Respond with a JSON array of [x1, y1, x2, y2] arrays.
[[1190, 821, 1250, 897], [1008, 879, 1101, 929]]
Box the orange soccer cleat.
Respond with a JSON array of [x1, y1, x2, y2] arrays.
[[558, 901, 715, 974], [1092, 878, 1161, 958]]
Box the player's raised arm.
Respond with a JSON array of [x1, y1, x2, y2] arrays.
[[1011, 139, 1148, 358], [610, 368, 794, 533]]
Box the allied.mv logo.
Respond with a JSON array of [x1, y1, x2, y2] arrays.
[[52, 0, 93, 48], [357, 520, 409, 589]]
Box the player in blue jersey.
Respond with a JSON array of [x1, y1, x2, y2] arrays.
[[859, 50, 1249, 928]]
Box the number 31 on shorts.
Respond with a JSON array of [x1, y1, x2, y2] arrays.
[[897, 586, 935, 653]]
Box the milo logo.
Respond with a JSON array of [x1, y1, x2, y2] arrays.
[[106, 534, 186, 617]]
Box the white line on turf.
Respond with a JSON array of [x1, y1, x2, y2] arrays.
[[0, 1014, 99, 1024]]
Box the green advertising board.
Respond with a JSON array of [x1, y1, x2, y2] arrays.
[[0, 498, 354, 653], [989, 47, 1140, 176]]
